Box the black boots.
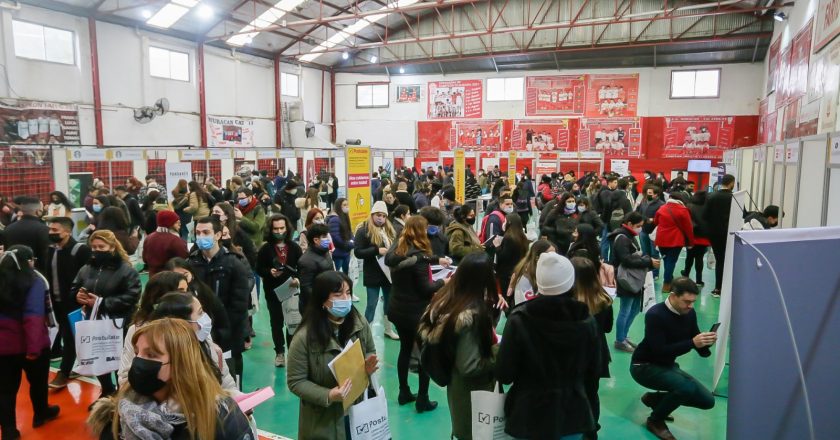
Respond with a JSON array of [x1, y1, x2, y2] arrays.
[[397, 388, 417, 405], [415, 394, 438, 413]]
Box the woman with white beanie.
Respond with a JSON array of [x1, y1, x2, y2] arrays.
[[496, 252, 601, 440], [353, 201, 399, 339]]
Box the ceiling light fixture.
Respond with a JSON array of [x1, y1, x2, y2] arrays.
[[399, 66, 405, 74], [342, 52, 349, 60], [773, 11, 787, 21], [198, 4, 214, 19], [141, 9, 152, 19], [227, 0, 308, 46], [370, 55, 378, 63]]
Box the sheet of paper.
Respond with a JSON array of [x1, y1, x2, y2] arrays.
[[233, 387, 275, 412], [376, 256, 392, 283], [329, 338, 369, 410], [604, 286, 617, 299], [432, 267, 456, 281], [273, 277, 295, 303]]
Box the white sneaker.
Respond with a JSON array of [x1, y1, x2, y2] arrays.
[[274, 353, 286, 368], [384, 319, 400, 340]]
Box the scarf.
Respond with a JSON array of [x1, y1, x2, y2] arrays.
[[156, 227, 179, 236], [118, 393, 187, 440], [240, 197, 260, 216], [563, 205, 577, 215]]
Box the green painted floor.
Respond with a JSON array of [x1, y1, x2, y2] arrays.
[[242, 251, 729, 440]]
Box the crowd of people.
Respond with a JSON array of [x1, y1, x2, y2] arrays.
[[0, 162, 782, 440]]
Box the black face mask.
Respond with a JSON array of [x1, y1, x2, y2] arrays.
[[220, 238, 232, 248], [647, 195, 655, 201], [128, 357, 167, 397], [465, 217, 476, 225], [91, 251, 113, 266], [211, 214, 222, 223], [48, 233, 63, 243]]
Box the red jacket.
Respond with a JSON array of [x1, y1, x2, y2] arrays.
[[0, 274, 50, 356], [142, 231, 189, 276], [654, 201, 695, 248], [537, 183, 553, 203]]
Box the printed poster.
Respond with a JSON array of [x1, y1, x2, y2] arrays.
[[578, 118, 642, 158], [0, 100, 79, 144], [799, 98, 820, 136], [767, 38, 781, 95], [454, 149, 465, 204], [788, 19, 814, 102], [510, 119, 570, 151], [345, 147, 371, 231], [207, 116, 255, 148], [777, 48, 793, 110], [396, 85, 422, 103], [814, 0, 840, 53], [525, 75, 586, 116], [764, 111, 778, 143], [783, 101, 800, 139], [662, 116, 736, 159], [428, 80, 482, 119], [451, 120, 503, 151], [818, 36, 840, 133], [585, 74, 639, 117]]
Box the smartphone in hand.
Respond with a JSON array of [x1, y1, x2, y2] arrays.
[[709, 322, 721, 333]]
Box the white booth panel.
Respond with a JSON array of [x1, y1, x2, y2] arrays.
[[763, 145, 775, 207], [771, 164, 785, 207], [796, 136, 829, 227], [827, 168, 840, 226], [739, 149, 754, 204]]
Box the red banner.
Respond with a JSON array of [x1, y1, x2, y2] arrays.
[[525, 75, 586, 116], [789, 19, 814, 102], [764, 111, 777, 143], [767, 38, 781, 95], [783, 101, 800, 139], [578, 118, 642, 158], [452, 120, 504, 151], [777, 48, 793, 110], [428, 80, 483, 119], [815, 0, 840, 52], [662, 116, 736, 159], [510, 119, 570, 151], [585, 74, 639, 117]]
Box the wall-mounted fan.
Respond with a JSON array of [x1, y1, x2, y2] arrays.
[[133, 98, 170, 124]]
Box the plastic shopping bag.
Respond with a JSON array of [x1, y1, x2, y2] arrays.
[[281, 292, 303, 335], [73, 298, 123, 377], [642, 271, 657, 313], [707, 249, 716, 270], [348, 386, 391, 440], [471, 383, 514, 440]]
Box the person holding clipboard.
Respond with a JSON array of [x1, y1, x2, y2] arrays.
[[287, 271, 378, 440]]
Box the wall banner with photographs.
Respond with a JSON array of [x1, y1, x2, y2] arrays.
[[578, 118, 642, 158], [525, 75, 586, 116], [585, 74, 639, 118], [0, 100, 80, 144], [207, 116, 255, 148], [815, 0, 840, 53], [662, 116, 735, 158], [451, 120, 503, 151], [396, 85, 422, 103], [788, 19, 813, 103], [428, 80, 483, 119], [510, 119, 570, 151], [767, 38, 781, 95]]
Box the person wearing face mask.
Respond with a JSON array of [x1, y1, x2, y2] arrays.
[[576, 198, 604, 236], [187, 217, 253, 388], [608, 212, 660, 353], [88, 318, 252, 440], [297, 223, 336, 313], [353, 202, 398, 338], [234, 188, 266, 249], [419, 206, 449, 258], [391, 204, 409, 239], [164, 258, 232, 353], [299, 208, 326, 253], [635, 184, 665, 278], [141, 210, 188, 277], [447, 205, 484, 264], [71, 230, 141, 402], [45, 191, 73, 219], [542, 193, 580, 256], [256, 214, 303, 368], [326, 198, 354, 275], [479, 194, 513, 257], [0, 246, 61, 438], [274, 181, 302, 228], [44, 217, 92, 390], [4, 197, 50, 272], [287, 271, 378, 440], [211, 202, 257, 268]]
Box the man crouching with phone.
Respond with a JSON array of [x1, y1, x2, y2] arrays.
[[630, 277, 717, 440]]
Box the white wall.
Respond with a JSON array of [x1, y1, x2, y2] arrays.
[[335, 63, 764, 148], [0, 4, 332, 147]]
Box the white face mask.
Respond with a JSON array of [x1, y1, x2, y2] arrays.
[[565, 202, 576, 209], [577, 206, 587, 213], [502, 206, 514, 214], [633, 227, 643, 235], [191, 312, 213, 342], [341, 206, 349, 214]]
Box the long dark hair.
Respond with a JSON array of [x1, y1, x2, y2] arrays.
[[263, 213, 295, 245], [49, 191, 73, 211], [188, 181, 210, 204], [333, 198, 352, 241], [424, 252, 495, 357], [300, 271, 361, 350], [452, 204, 474, 225], [510, 239, 554, 292], [163, 258, 220, 326], [213, 202, 239, 241], [568, 223, 602, 272], [133, 271, 186, 325], [502, 213, 529, 258], [98, 206, 130, 233], [0, 245, 35, 309]]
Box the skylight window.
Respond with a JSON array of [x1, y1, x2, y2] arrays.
[[227, 0, 308, 46], [147, 4, 191, 28]]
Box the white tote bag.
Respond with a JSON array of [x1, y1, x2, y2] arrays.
[[73, 298, 124, 377], [348, 386, 391, 440], [642, 271, 657, 313], [471, 383, 514, 440], [281, 292, 303, 335]]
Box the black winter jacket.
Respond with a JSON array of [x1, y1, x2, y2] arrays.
[[385, 247, 444, 328], [608, 227, 653, 296], [542, 209, 580, 256], [44, 238, 92, 304], [496, 295, 600, 439], [353, 223, 393, 288], [255, 240, 303, 296], [70, 255, 141, 321], [702, 189, 734, 241], [297, 247, 335, 311], [5, 215, 50, 272]]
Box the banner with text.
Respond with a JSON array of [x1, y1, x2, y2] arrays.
[[510, 119, 570, 151], [346, 147, 371, 231], [585, 74, 639, 118], [207, 116, 255, 148], [525, 75, 586, 116], [578, 118, 642, 158], [0, 100, 80, 144], [454, 149, 465, 204], [788, 19, 813, 103], [428, 80, 483, 119], [662, 116, 736, 159], [508, 151, 517, 188], [815, 0, 840, 52], [767, 38, 781, 95]]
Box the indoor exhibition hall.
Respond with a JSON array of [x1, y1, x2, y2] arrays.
[[0, 0, 838, 439]]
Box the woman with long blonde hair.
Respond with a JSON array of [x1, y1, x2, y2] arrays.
[[385, 216, 449, 413], [352, 201, 398, 337], [89, 318, 251, 440], [71, 229, 141, 403]]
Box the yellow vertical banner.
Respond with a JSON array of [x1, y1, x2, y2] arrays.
[[508, 150, 517, 188], [454, 149, 465, 204], [346, 146, 371, 231]]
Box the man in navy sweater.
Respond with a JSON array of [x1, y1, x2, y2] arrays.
[[630, 277, 717, 440]]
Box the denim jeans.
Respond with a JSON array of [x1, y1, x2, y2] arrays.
[[600, 227, 611, 262], [659, 247, 683, 284], [615, 294, 642, 343], [333, 254, 350, 274], [630, 362, 715, 421], [639, 231, 660, 277], [364, 285, 391, 323]]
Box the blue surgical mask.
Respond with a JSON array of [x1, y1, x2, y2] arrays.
[[93, 204, 102, 213], [427, 225, 439, 236], [196, 236, 215, 251], [319, 237, 331, 249], [328, 299, 352, 318], [238, 198, 249, 207]]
